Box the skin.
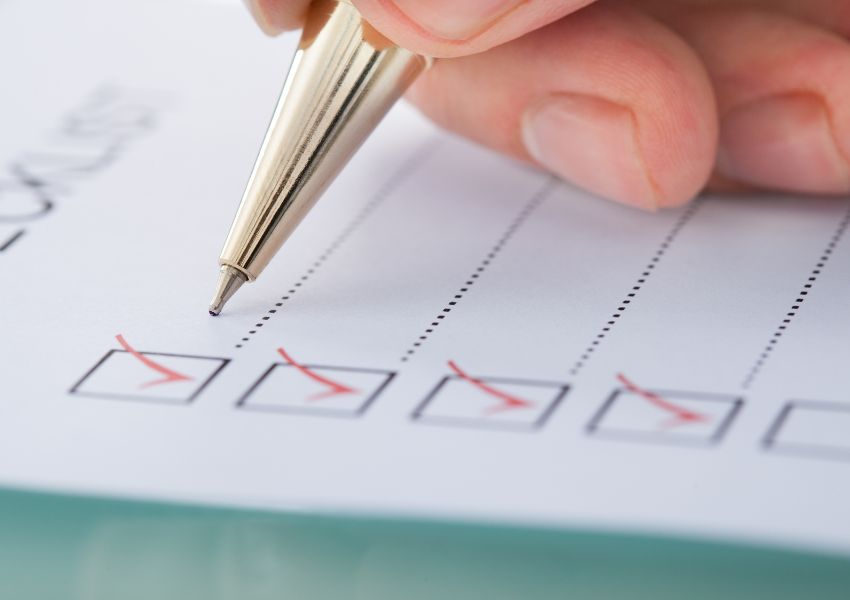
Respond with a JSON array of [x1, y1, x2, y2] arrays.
[[244, 0, 850, 210]]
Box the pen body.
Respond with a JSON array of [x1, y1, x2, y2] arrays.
[[219, 0, 428, 280]]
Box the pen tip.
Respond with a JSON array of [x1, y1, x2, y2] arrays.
[[208, 265, 247, 316]]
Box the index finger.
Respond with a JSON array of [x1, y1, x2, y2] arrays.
[[353, 0, 595, 57], [246, 0, 596, 57]]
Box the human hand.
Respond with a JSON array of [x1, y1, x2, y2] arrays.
[[244, 0, 850, 210]]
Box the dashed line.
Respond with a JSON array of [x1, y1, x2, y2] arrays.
[[399, 178, 555, 362], [741, 204, 850, 389], [569, 200, 702, 376], [234, 138, 440, 348]]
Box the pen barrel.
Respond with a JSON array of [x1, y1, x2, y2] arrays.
[[219, 0, 429, 280]]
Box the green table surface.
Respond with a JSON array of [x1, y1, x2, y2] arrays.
[[1, 487, 847, 599]]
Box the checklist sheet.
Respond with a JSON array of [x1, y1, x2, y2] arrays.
[[3, 0, 850, 557]]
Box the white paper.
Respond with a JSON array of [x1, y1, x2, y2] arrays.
[[3, 0, 850, 557]]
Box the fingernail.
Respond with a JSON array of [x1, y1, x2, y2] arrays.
[[717, 93, 850, 194], [522, 93, 659, 210], [243, 0, 284, 36], [388, 0, 525, 41]]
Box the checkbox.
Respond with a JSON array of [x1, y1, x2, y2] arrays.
[[70, 341, 228, 405], [588, 377, 742, 446], [238, 364, 395, 417], [412, 362, 568, 431], [764, 401, 850, 461]]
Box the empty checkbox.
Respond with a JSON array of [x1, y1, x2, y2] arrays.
[[764, 401, 850, 461]]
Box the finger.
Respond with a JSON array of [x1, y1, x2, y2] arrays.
[[652, 0, 850, 39], [648, 5, 850, 194], [759, 0, 850, 37], [741, 0, 850, 37], [352, 0, 594, 58], [408, 2, 717, 209], [243, 0, 311, 34]]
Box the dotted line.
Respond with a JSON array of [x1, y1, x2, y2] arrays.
[[399, 178, 556, 362], [235, 138, 440, 348], [741, 204, 850, 389], [568, 199, 703, 376]]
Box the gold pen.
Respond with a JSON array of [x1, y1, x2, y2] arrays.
[[209, 0, 430, 315]]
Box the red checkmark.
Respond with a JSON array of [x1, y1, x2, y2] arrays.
[[448, 360, 534, 415], [276, 345, 358, 400], [116, 334, 193, 389], [616, 373, 708, 427]]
